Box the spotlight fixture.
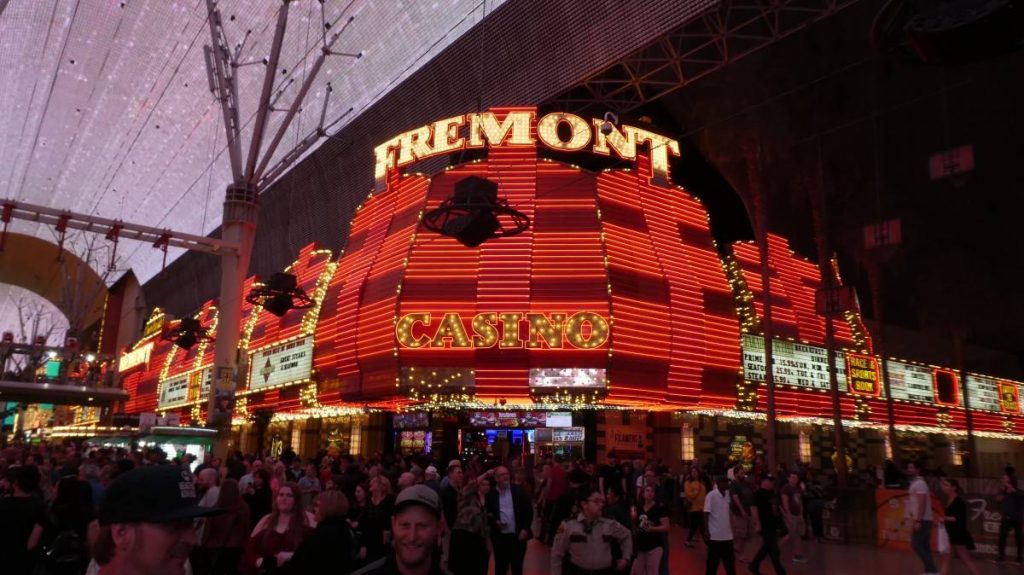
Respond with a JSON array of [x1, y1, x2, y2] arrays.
[[600, 111, 619, 136], [422, 176, 530, 248], [162, 318, 214, 351], [245, 272, 315, 317]]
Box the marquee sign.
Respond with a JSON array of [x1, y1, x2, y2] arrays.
[[886, 360, 935, 403], [741, 334, 846, 390], [396, 311, 609, 350], [158, 373, 190, 409], [373, 109, 681, 191], [966, 374, 1001, 412], [248, 336, 314, 391]]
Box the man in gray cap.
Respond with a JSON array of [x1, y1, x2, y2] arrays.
[[92, 465, 221, 575], [353, 484, 450, 575]]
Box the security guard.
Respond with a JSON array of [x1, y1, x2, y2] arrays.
[[551, 488, 633, 575]]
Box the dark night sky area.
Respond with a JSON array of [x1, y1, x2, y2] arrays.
[[622, 0, 1024, 367]]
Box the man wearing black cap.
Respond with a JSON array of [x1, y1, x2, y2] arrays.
[[92, 465, 221, 575], [352, 484, 451, 575]]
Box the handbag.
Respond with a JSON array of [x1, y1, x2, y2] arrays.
[[937, 523, 950, 554]]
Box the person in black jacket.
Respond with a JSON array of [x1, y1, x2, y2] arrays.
[[283, 490, 354, 574], [485, 466, 533, 575]]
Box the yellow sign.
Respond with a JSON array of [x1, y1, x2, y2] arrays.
[[846, 352, 881, 396], [373, 109, 680, 191], [396, 311, 609, 350]]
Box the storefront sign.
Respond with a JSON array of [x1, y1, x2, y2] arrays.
[[966, 374, 1001, 412], [846, 352, 881, 396], [158, 374, 190, 408], [142, 308, 166, 339], [118, 342, 153, 373], [393, 413, 430, 429], [606, 424, 645, 455], [999, 381, 1020, 413], [396, 311, 609, 350], [529, 367, 606, 389], [467, 411, 552, 427], [552, 427, 585, 442], [886, 360, 935, 403], [742, 334, 846, 390], [374, 109, 680, 191], [248, 337, 314, 391], [932, 369, 961, 406]]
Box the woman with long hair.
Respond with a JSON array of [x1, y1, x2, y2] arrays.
[[940, 478, 980, 575], [362, 475, 395, 564], [282, 490, 354, 574], [347, 482, 370, 565], [631, 484, 670, 575], [244, 468, 273, 525], [449, 479, 492, 575], [271, 461, 288, 496], [200, 478, 251, 574], [241, 482, 314, 574], [683, 467, 707, 548]]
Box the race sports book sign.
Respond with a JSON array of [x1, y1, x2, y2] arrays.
[[742, 334, 846, 390], [886, 360, 935, 403], [249, 337, 314, 391], [965, 374, 1001, 412]]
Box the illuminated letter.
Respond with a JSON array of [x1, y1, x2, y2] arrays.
[[467, 111, 534, 148], [396, 313, 431, 348], [471, 312, 499, 348], [565, 312, 609, 349], [373, 135, 402, 192], [431, 313, 472, 348], [431, 115, 466, 154], [536, 113, 590, 151], [498, 313, 524, 348], [526, 313, 565, 349], [592, 119, 636, 160], [628, 126, 681, 186], [395, 125, 435, 167]]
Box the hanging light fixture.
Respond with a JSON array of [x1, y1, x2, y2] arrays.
[[422, 176, 529, 248], [245, 272, 315, 317], [162, 318, 214, 351]]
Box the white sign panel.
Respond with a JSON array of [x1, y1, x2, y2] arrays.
[[886, 360, 934, 403], [158, 374, 190, 408], [552, 427, 585, 442], [118, 342, 153, 372], [529, 367, 606, 388], [965, 374, 1001, 412], [249, 337, 314, 391], [742, 334, 846, 390]]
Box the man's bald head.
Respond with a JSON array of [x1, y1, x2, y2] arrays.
[[398, 472, 417, 490], [196, 468, 219, 491]]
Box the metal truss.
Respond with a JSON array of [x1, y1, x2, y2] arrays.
[[550, 0, 863, 115], [0, 198, 239, 256]]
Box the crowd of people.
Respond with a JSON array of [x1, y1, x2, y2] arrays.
[[0, 441, 1021, 575]]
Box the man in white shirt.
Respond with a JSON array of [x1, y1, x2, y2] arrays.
[[704, 475, 736, 575], [906, 461, 938, 575]]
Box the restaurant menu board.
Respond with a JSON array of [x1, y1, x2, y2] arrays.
[[248, 337, 313, 391], [886, 360, 934, 403], [966, 374, 1001, 412], [158, 374, 190, 408], [742, 334, 846, 390], [529, 367, 606, 388]]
